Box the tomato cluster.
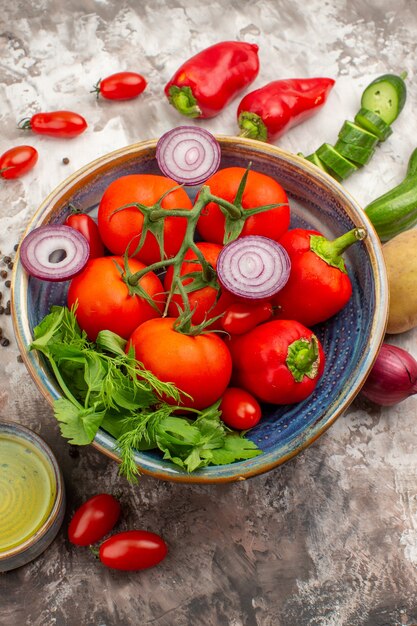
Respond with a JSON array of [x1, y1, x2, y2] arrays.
[[59, 163, 359, 433]]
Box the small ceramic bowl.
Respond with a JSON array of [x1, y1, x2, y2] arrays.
[[11, 136, 388, 483], [0, 421, 65, 571]]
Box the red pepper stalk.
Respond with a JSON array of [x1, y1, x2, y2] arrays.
[[237, 77, 335, 142], [165, 41, 260, 119], [272, 227, 366, 327]]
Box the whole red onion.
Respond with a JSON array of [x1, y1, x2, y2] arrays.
[[361, 343, 417, 406]]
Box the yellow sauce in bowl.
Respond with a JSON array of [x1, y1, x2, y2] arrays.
[[0, 433, 56, 552]]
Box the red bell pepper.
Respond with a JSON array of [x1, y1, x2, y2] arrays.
[[229, 319, 325, 404], [237, 77, 335, 142], [165, 41, 260, 119], [272, 227, 366, 327]]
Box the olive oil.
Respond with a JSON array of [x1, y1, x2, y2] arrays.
[[0, 433, 56, 552]]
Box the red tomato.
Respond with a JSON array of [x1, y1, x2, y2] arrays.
[[229, 319, 325, 404], [19, 111, 87, 138], [197, 167, 290, 244], [97, 174, 193, 265], [99, 530, 168, 571], [68, 494, 121, 546], [65, 213, 105, 259], [221, 301, 273, 335], [67, 256, 165, 341], [0, 145, 38, 179], [127, 317, 233, 410], [163, 241, 236, 327], [220, 387, 262, 430], [95, 72, 147, 100]]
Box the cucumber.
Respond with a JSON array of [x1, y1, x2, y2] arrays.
[[338, 121, 379, 148], [361, 72, 407, 125], [364, 147, 417, 241], [334, 140, 375, 166], [303, 152, 330, 172], [316, 144, 358, 180], [354, 108, 393, 141]]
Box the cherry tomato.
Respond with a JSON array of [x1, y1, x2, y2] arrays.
[[127, 317, 233, 410], [163, 241, 236, 328], [221, 301, 273, 335], [94, 72, 147, 100], [220, 387, 262, 430], [0, 145, 38, 179], [97, 174, 193, 266], [68, 494, 121, 546], [229, 319, 325, 405], [19, 111, 87, 138], [197, 167, 290, 245], [65, 212, 105, 259], [99, 530, 168, 571], [67, 256, 166, 341]]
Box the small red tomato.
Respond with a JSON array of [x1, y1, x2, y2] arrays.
[[68, 494, 121, 546], [0, 145, 38, 179], [221, 301, 273, 335], [65, 212, 105, 259], [94, 72, 147, 101], [220, 387, 262, 430], [99, 530, 168, 571], [19, 111, 87, 138]]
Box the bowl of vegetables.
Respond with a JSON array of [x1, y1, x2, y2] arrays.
[[12, 128, 388, 483]]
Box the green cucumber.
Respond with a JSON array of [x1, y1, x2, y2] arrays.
[[303, 152, 331, 172], [334, 140, 375, 166], [354, 108, 392, 141], [316, 144, 358, 180], [364, 147, 417, 241], [338, 121, 379, 148], [361, 72, 407, 125]]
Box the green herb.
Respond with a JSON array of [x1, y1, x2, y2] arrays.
[[30, 306, 261, 482]]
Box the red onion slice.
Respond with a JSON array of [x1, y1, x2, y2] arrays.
[[156, 126, 221, 185], [217, 235, 291, 300], [20, 225, 90, 281]]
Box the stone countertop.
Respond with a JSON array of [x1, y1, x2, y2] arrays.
[[1, 1, 417, 625]]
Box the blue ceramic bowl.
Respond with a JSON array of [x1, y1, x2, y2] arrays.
[[12, 137, 388, 483]]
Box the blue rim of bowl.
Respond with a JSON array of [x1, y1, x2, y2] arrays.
[[11, 136, 388, 483], [0, 421, 65, 566]]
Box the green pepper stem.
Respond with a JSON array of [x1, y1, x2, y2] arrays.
[[168, 85, 202, 118], [238, 112, 268, 142], [310, 227, 367, 272]]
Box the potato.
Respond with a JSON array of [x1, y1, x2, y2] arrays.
[[383, 228, 417, 333]]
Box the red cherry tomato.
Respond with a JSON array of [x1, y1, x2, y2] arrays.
[[99, 530, 168, 571], [220, 387, 262, 430], [19, 111, 87, 138], [65, 212, 105, 259], [68, 494, 121, 546], [221, 301, 273, 335], [0, 145, 38, 179], [95, 72, 147, 100]]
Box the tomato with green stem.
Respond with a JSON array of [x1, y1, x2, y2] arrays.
[[196, 167, 290, 245], [68, 494, 121, 546], [18, 111, 87, 138], [127, 317, 233, 410], [67, 256, 166, 341], [97, 174, 193, 265], [163, 241, 236, 327], [0, 145, 38, 179], [93, 72, 147, 101], [220, 387, 262, 430]]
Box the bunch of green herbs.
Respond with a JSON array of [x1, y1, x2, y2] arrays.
[[30, 306, 261, 482]]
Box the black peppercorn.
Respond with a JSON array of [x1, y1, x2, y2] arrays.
[[0, 270, 7, 279], [3, 256, 11, 265], [62, 157, 70, 165], [5, 280, 11, 288], [13, 244, 18, 252], [1, 338, 9, 347], [17, 354, 23, 363], [7, 262, 13, 271]]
